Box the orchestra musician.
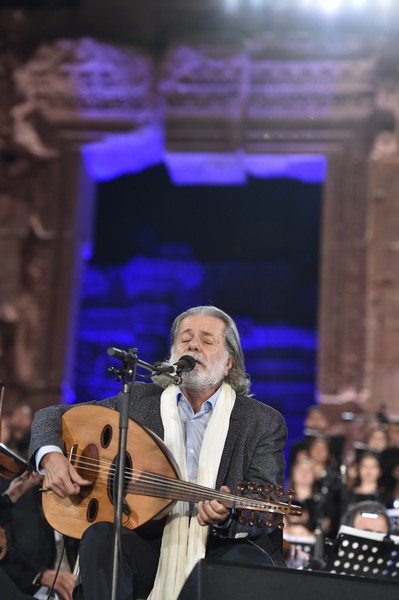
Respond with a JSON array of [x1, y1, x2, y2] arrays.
[[29, 305, 288, 600]]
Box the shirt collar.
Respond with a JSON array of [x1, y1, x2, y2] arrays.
[[177, 385, 222, 410]]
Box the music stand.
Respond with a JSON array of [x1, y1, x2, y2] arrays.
[[387, 508, 399, 535], [284, 533, 315, 557], [325, 525, 399, 581]]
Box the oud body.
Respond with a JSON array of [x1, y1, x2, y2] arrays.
[[42, 405, 301, 539]]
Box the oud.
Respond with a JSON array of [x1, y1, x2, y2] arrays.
[[41, 405, 302, 539]]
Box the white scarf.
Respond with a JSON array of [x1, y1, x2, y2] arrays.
[[147, 381, 236, 600]]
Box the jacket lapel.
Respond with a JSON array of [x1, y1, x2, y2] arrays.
[[216, 396, 245, 487]]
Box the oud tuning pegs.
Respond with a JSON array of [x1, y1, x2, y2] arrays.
[[277, 518, 285, 530], [276, 485, 283, 499], [247, 483, 256, 525], [237, 482, 246, 523], [237, 481, 246, 495], [264, 482, 273, 501], [265, 516, 274, 528], [247, 481, 256, 495]]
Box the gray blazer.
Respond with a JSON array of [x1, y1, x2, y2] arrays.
[[29, 382, 287, 560]]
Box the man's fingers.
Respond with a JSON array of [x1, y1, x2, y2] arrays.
[[42, 453, 90, 498], [69, 464, 90, 487], [197, 498, 230, 526]]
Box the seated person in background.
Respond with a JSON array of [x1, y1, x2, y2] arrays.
[[306, 435, 342, 537], [340, 451, 388, 516], [379, 447, 399, 508], [288, 405, 329, 468], [307, 435, 337, 481], [0, 465, 77, 599], [339, 499, 391, 535], [289, 405, 345, 469], [1, 471, 43, 600], [378, 419, 399, 506], [287, 500, 392, 571], [364, 425, 389, 454], [352, 425, 390, 467], [285, 457, 323, 536], [7, 404, 33, 460]]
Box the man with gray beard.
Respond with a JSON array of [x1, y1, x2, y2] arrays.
[[29, 306, 287, 600]]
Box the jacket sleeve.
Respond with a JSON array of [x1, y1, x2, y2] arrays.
[[28, 395, 121, 468], [214, 404, 287, 541]]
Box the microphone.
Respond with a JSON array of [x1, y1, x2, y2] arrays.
[[173, 355, 196, 376], [107, 347, 196, 383], [107, 347, 136, 361]]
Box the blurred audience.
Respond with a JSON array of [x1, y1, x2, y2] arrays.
[[285, 457, 319, 537], [288, 406, 329, 468], [364, 426, 389, 453], [289, 405, 345, 470], [340, 452, 387, 515]]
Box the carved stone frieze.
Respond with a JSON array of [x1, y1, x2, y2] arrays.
[[249, 33, 370, 60], [160, 43, 245, 118], [161, 44, 246, 84], [161, 41, 377, 117], [249, 59, 375, 87], [13, 38, 156, 128], [246, 89, 375, 120]]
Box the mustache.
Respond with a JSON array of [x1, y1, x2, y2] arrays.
[[170, 351, 207, 368], [183, 352, 207, 367]]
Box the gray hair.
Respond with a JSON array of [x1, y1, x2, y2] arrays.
[[169, 305, 251, 396]]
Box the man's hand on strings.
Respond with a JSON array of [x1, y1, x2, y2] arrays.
[[41, 452, 90, 499], [197, 485, 231, 526]]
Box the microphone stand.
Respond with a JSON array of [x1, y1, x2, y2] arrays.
[[107, 347, 181, 600]]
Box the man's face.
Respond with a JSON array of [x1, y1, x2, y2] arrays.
[[170, 314, 233, 390], [353, 513, 389, 535]]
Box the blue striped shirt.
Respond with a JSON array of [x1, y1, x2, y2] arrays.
[[177, 386, 221, 484]]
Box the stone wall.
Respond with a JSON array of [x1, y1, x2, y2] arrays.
[[1, 27, 399, 420]]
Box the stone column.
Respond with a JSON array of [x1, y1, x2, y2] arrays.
[[0, 37, 156, 410], [318, 151, 370, 400], [365, 131, 399, 416]]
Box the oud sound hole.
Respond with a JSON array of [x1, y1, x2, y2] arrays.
[[108, 453, 132, 510], [101, 425, 113, 448], [86, 498, 99, 523]]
